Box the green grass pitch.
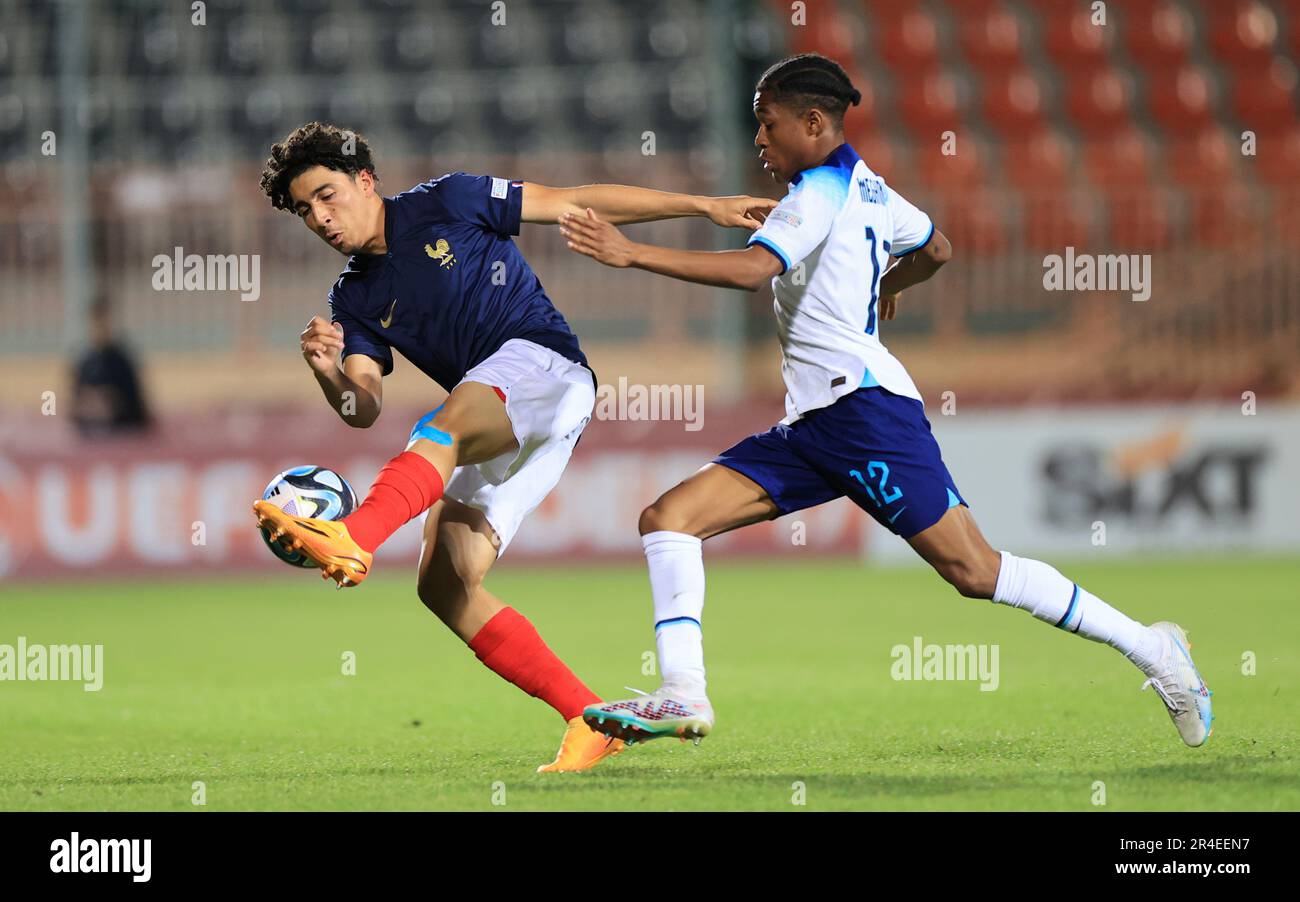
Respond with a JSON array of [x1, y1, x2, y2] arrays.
[[3, 556, 1297, 811]]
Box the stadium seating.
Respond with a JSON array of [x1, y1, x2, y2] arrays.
[[1124, 1, 1196, 69], [1, 0, 1295, 402], [6, 0, 1291, 210]]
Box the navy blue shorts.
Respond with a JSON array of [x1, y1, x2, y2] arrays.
[[714, 386, 967, 539]]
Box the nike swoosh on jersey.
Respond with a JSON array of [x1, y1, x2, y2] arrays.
[[380, 298, 397, 328]]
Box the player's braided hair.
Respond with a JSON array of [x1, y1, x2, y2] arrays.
[[755, 53, 861, 125], [259, 122, 378, 212]]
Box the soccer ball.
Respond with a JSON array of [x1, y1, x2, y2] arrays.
[[258, 465, 358, 567]]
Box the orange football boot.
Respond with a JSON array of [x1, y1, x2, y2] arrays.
[[535, 716, 626, 773], [253, 500, 373, 587]]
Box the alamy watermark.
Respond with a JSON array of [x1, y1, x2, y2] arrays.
[[1043, 247, 1151, 302], [0, 636, 103, 691], [50, 833, 150, 882], [151, 246, 261, 301], [594, 377, 704, 432], [891, 636, 999, 691]]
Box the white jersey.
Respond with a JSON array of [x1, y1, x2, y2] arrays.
[[747, 143, 934, 423]]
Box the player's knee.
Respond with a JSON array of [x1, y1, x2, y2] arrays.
[[639, 496, 695, 537], [409, 404, 457, 449], [939, 559, 997, 600]]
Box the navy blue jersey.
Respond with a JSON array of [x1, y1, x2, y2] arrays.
[[327, 173, 589, 390]]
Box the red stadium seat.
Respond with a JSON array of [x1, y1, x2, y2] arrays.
[[1189, 181, 1259, 249], [1003, 128, 1076, 190], [1166, 127, 1237, 188], [1065, 68, 1138, 137], [917, 134, 995, 191], [1147, 65, 1217, 138], [1124, 1, 1195, 71], [1208, 0, 1280, 72], [1107, 191, 1171, 250], [1270, 189, 1300, 248], [788, 3, 861, 61], [959, 6, 1025, 74], [1045, 7, 1115, 72], [982, 69, 1049, 136], [877, 8, 941, 74], [1021, 0, 1092, 11], [1255, 124, 1300, 187], [859, 0, 926, 14], [850, 130, 912, 185], [898, 69, 963, 142], [860, 0, 926, 24], [843, 66, 879, 133], [1229, 59, 1299, 134], [1082, 130, 1157, 189], [1022, 191, 1091, 251], [932, 0, 1002, 11], [939, 189, 1008, 254], [1028, 0, 1163, 10], [1289, 11, 1300, 63]]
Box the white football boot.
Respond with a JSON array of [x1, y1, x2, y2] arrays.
[[583, 686, 714, 746], [1139, 621, 1214, 747]]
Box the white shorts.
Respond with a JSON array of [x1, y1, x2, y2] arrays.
[[443, 338, 595, 556]]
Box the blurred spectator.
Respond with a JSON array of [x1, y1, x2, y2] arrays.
[[70, 293, 151, 437]]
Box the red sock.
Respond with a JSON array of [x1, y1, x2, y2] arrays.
[[342, 451, 444, 553], [468, 607, 600, 721]]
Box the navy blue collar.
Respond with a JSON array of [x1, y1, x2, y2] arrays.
[[791, 142, 861, 185]]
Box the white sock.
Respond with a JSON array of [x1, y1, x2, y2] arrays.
[[992, 551, 1163, 672], [642, 530, 707, 699]]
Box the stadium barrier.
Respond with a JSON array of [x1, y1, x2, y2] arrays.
[[869, 402, 1300, 562], [4, 401, 1297, 581], [0, 401, 866, 582]]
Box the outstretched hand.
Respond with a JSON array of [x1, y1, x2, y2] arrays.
[[559, 209, 637, 268], [707, 195, 776, 230]]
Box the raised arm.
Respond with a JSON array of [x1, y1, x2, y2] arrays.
[[521, 182, 775, 229], [559, 209, 782, 291], [299, 315, 383, 427]]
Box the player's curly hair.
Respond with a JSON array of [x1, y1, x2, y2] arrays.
[[756, 53, 861, 125], [259, 122, 378, 212]]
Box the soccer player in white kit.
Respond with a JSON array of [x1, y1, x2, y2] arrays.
[[560, 54, 1213, 750]]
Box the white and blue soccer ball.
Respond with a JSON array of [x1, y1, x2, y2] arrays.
[[258, 465, 358, 567]]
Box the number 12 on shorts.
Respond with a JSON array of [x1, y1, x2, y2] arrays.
[[849, 461, 903, 508]]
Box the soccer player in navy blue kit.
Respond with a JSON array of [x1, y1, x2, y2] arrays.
[[253, 123, 774, 771]]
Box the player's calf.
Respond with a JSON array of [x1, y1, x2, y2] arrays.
[[416, 501, 503, 642], [909, 506, 1212, 743], [931, 553, 1000, 599], [909, 506, 1001, 599]]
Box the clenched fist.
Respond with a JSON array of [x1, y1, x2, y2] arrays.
[[300, 315, 344, 375]]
